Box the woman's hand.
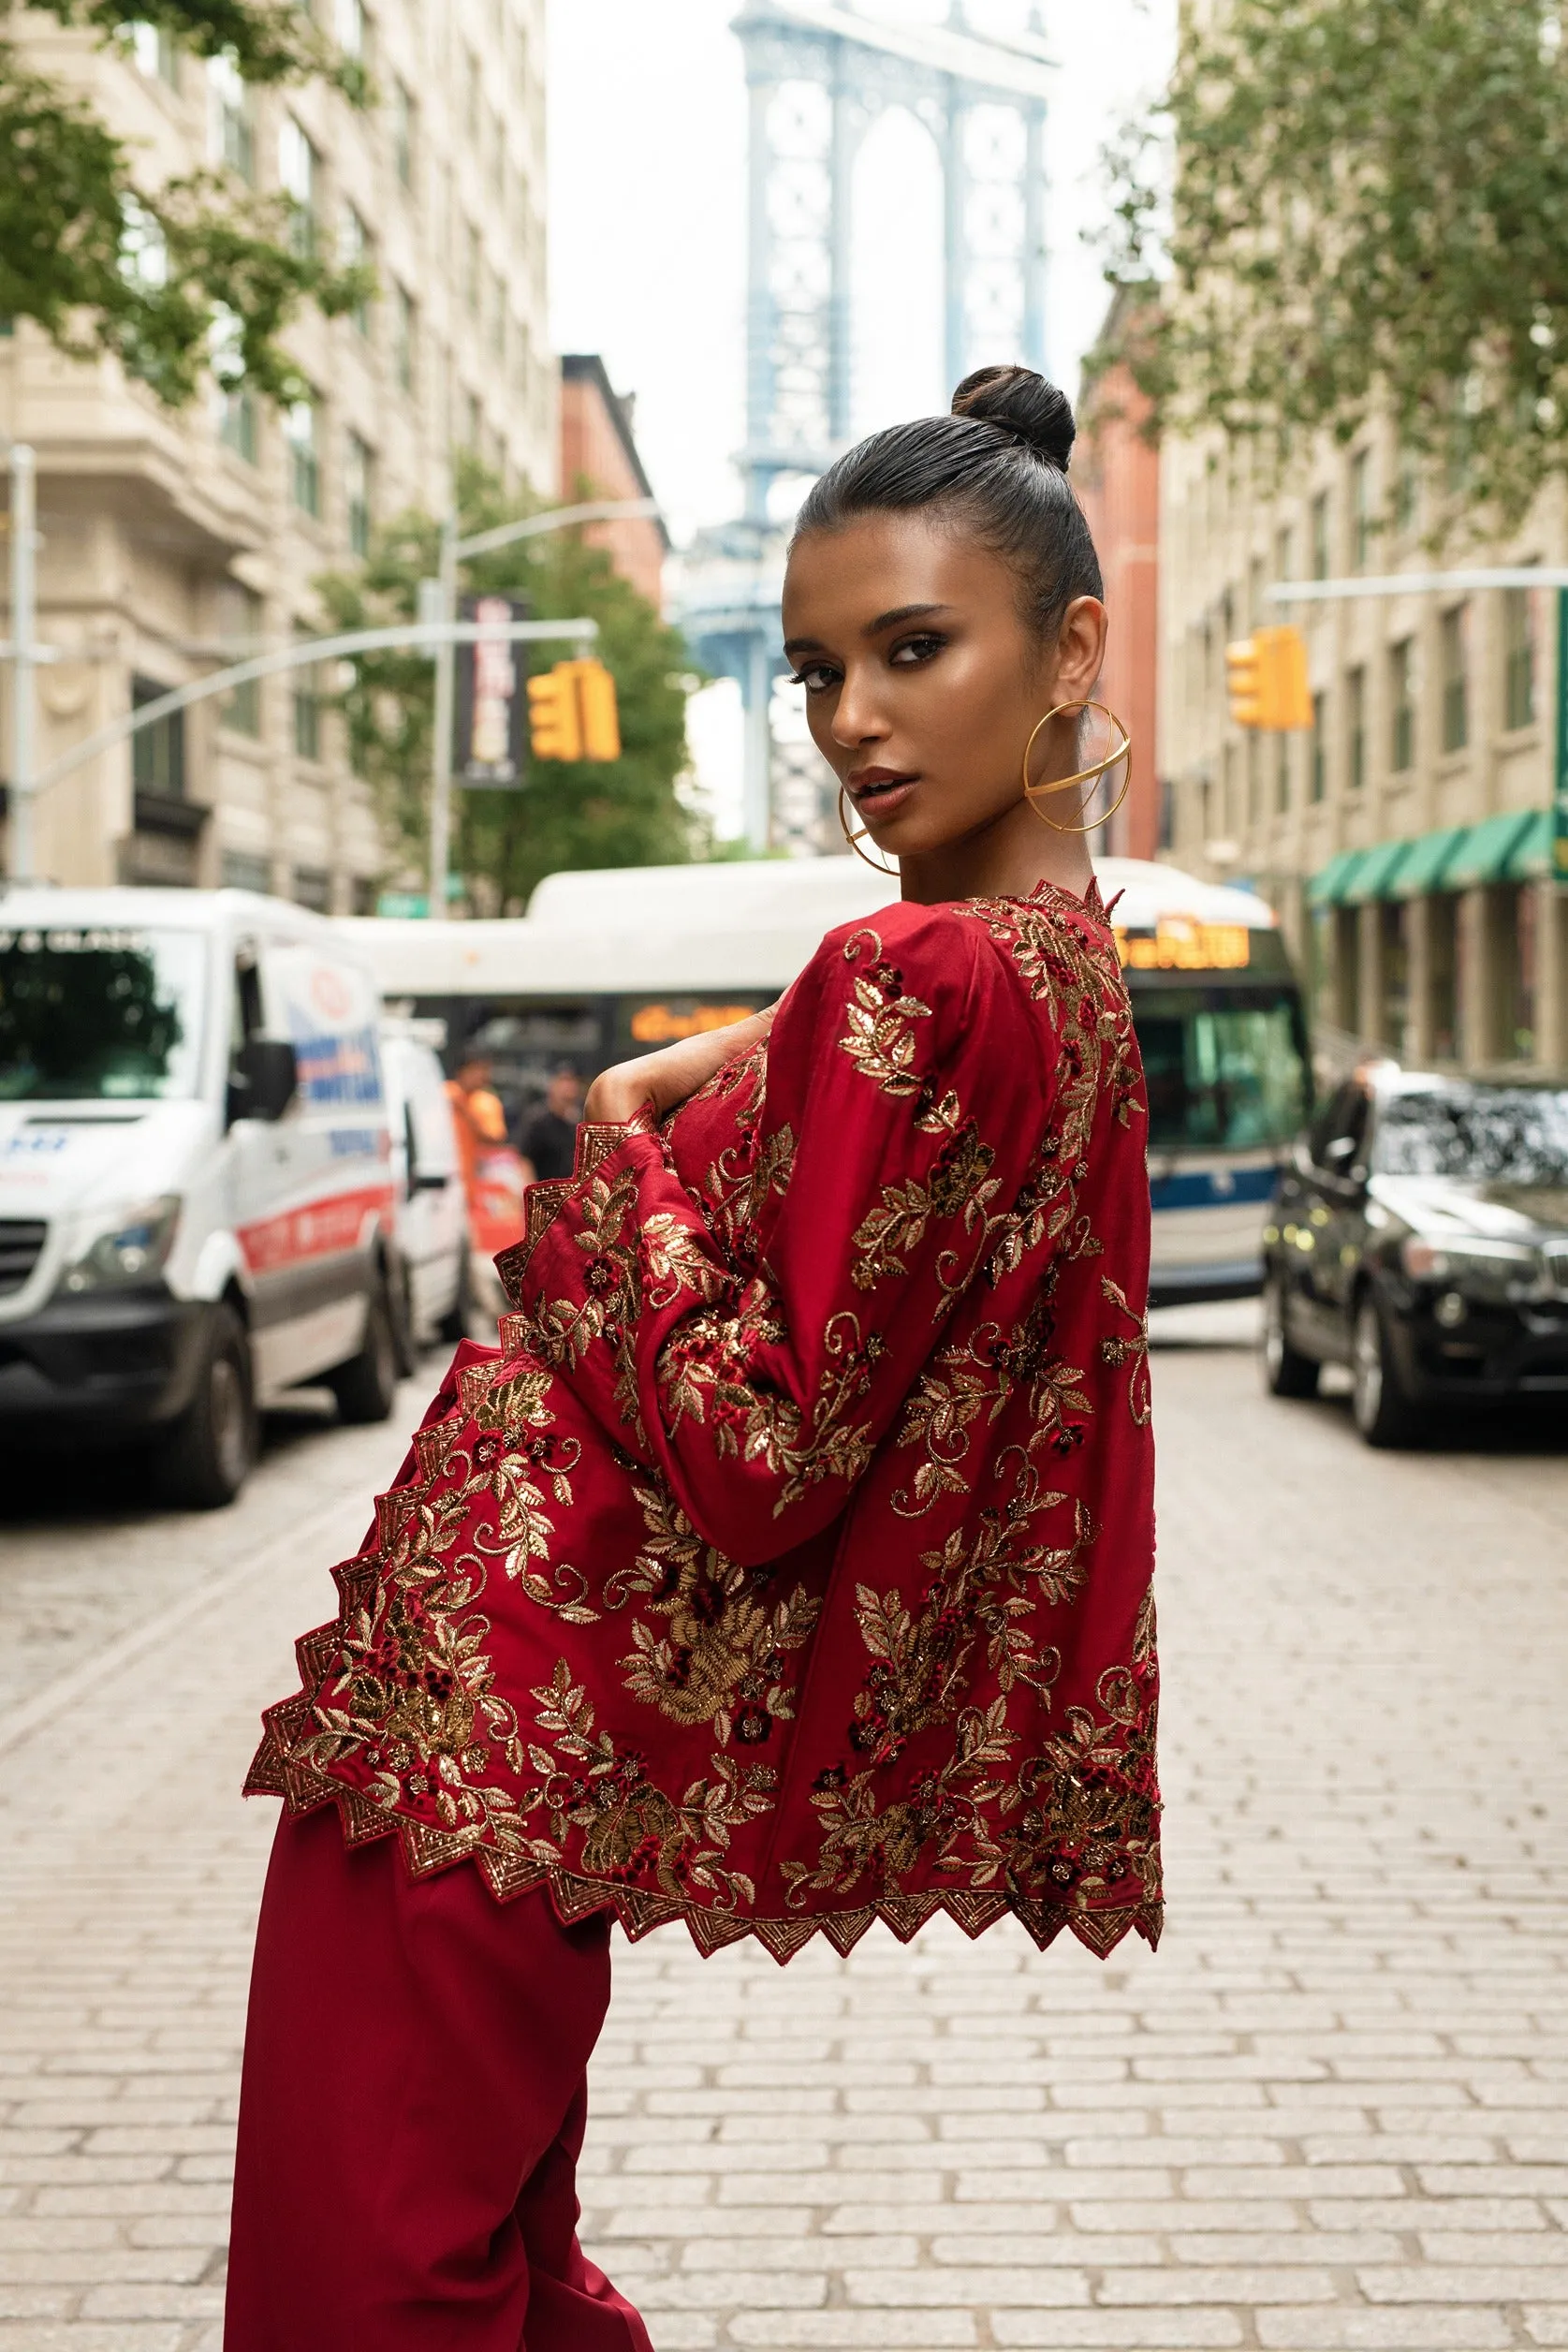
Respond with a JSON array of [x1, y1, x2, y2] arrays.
[[583, 1005, 778, 1127]]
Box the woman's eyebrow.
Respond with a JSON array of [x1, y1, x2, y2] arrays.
[[864, 601, 952, 635], [782, 636, 828, 656]]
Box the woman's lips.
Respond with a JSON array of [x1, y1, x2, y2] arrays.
[[849, 773, 916, 818]]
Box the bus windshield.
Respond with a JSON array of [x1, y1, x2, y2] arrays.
[[0, 924, 205, 1101], [1134, 983, 1309, 1154]]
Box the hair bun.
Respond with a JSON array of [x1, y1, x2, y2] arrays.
[[951, 364, 1076, 472]]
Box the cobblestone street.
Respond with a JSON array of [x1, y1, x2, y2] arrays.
[[1, 1316, 1565, 2351]]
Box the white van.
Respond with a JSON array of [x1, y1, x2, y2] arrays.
[[0, 887, 402, 1507], [379, 1017, 469, 1357]]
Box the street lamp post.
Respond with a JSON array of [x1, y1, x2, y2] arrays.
[[6, 444, 37, 885], [424, 495, 661, 918]]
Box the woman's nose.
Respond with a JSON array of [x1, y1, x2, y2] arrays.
[[828, 669, 888, 748]]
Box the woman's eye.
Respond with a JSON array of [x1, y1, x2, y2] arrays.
[[789, 662, 840, 694], [890, 633, 945, 667]]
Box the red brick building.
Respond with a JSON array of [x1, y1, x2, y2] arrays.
[[558, 353, 667, 608], [1075, 292, 1162, 862]]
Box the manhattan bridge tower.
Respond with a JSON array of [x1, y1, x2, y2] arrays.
[[675, 2, 1054, 855]]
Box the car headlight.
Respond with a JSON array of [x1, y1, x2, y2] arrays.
[[59, 1196, 182, 1292], [1400, 1233, 1537, 1288]]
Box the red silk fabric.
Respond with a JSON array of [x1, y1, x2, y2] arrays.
[[250, 881, 1162, 1962]]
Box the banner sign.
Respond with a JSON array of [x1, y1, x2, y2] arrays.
[[456, 594, 529, 788]]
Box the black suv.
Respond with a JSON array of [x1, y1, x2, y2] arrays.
[[1262, 1067, 1568, 1444]]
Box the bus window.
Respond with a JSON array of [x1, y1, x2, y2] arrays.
[[1134, 985, 1309, 1154]]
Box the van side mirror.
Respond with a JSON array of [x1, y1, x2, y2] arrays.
[[227, 1038, 298, 1126]]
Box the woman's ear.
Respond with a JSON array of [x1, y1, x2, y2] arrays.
[[1050, 596, 1109, 704]]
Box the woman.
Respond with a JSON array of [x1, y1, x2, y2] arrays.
[[227, 364, 1160, 2350]]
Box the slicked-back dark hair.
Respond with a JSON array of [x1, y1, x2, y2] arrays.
[[792, 363, 1103, 639]]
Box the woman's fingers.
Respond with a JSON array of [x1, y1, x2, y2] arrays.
[[583, 1003, 780, 1128]]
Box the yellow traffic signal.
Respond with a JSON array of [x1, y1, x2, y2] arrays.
[[1226, 626, 1312, 730], [526, 664, 583, 761], [526, 659, 622, 761], [572, 658, 622, 761]]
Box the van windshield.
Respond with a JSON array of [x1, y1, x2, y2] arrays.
[[1133, 983, 1311, 1153], [0, 924, 206, 1101]]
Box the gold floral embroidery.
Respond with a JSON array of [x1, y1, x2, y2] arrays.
[[1099, 1275, 1152, 1426]]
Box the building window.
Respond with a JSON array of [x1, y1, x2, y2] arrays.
[[1311, 491, 1331, 582], [294, 865, 332, 910], [222, 849, 271, 893], [392, 285, 416, 393], [465, 222, 481, 317], [1504, 587, 1536, 729], [1274, 524, 1294, 585], [1390, 639, 1415, 772], [462, 389, 481, 448], [285, 397, 320, 516], [1248, 554, 1266, 631], [345, 431, 373, 556], [339, 205, 372, 333], [334, 0, 364, 59], [1310, 692, 1326, 802], [131, 677, 184, 798], [293, 650, 322, 761], [1246, 732, 1260, 825], [1351, 448, 1372, 572], [1275, 733, 1291, 814], [219, 583, 264, 735], [392, 81, 415, 188], [1441, 604, 1470, 752], [1346, 666, 1367, 792], [1394, 451, 1418, 537], [465, 47, 481, 138], [217, 386, 257, 463], [489, 265, 506, 360], [207, 51, 254, 181], [278, 118, 317, 259], [129, 21, 180, 87]]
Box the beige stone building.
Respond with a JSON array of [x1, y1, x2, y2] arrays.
[[1158, 423, 1568, 1072], [0, 2, 552, 908]]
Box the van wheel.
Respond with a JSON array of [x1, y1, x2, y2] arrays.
[[1351, 1294, 1422, 1448], [1262, 1270, 1319, 1398], [154, 1305, 257, 1509], [389, 1258, 418, 1378], [437, 1245, 474, 1345], [330, 1285, 399, 1424]]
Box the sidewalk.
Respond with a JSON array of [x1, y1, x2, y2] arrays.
[[1, 1341, 1565, 2350]]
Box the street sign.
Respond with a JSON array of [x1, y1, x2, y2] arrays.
[[455, 594, 530, 787]]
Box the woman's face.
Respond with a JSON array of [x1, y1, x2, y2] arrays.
[[781, 510, 1106, 875]]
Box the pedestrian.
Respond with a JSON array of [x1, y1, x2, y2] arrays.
[[517, 1060, 584, 1183], [445, 1048, 511, 1201], [227, 363, 1161, 2351]]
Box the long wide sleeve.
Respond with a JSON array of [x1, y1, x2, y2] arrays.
[[500, 904, 1059, 1567]]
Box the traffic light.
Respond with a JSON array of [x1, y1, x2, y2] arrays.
[[525, 658, 622, 761], [573, 658, 622, 761], [526, 663, 583, 761], [1225, 625, 1312, 730]]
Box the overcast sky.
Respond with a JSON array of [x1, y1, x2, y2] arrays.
[[545, 1, 1175, 828]]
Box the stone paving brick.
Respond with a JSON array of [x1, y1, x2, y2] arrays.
[[2, 1337, 1566, 2352]]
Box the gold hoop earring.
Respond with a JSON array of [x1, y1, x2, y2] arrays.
[[838, 784, 899, 877], [1021, 699, 1133, 835]]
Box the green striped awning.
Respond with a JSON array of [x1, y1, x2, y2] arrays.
[[1341, 838, 1414, 904], [1386, 825, 1471, 898], [1501, 808, 1555, 882], [1443, 809, 1539, 889], [1306, 848, 1370, 907]]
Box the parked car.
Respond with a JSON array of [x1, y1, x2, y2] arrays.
[[1262, 1066, 1568, 1445], [379, 1018, 470, 1360], [0, 887, 401, 1507]]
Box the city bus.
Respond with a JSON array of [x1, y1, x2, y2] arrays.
[[344, 856, 1311, 1308]]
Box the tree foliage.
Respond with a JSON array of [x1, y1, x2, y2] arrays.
[[1107, 0, 1568, 523], [0, 2, 369, 404], [315, 457, 705, 912]]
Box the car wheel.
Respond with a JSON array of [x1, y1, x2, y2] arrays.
[[329, 1284, 399, 1425], [154, 1304, 257, 1509], [1262, 1270, 1319, 1398], [1351, 1293, 1422, 1448]]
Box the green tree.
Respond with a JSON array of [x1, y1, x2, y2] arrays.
[[2, 2, 370, 404], [1107, 0, 1568, 524], [315, 457, 704, 912]]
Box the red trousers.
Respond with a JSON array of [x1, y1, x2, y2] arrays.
[[226, 1807, 652, 2352]]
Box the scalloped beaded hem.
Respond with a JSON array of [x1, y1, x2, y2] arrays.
[[244, 1716, 1163, 1968]]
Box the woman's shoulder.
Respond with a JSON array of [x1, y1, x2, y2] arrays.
[[807, 894, 1005, 1000]]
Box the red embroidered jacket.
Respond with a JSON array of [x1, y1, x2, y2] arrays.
[[250, 880, 1161, 1963]]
